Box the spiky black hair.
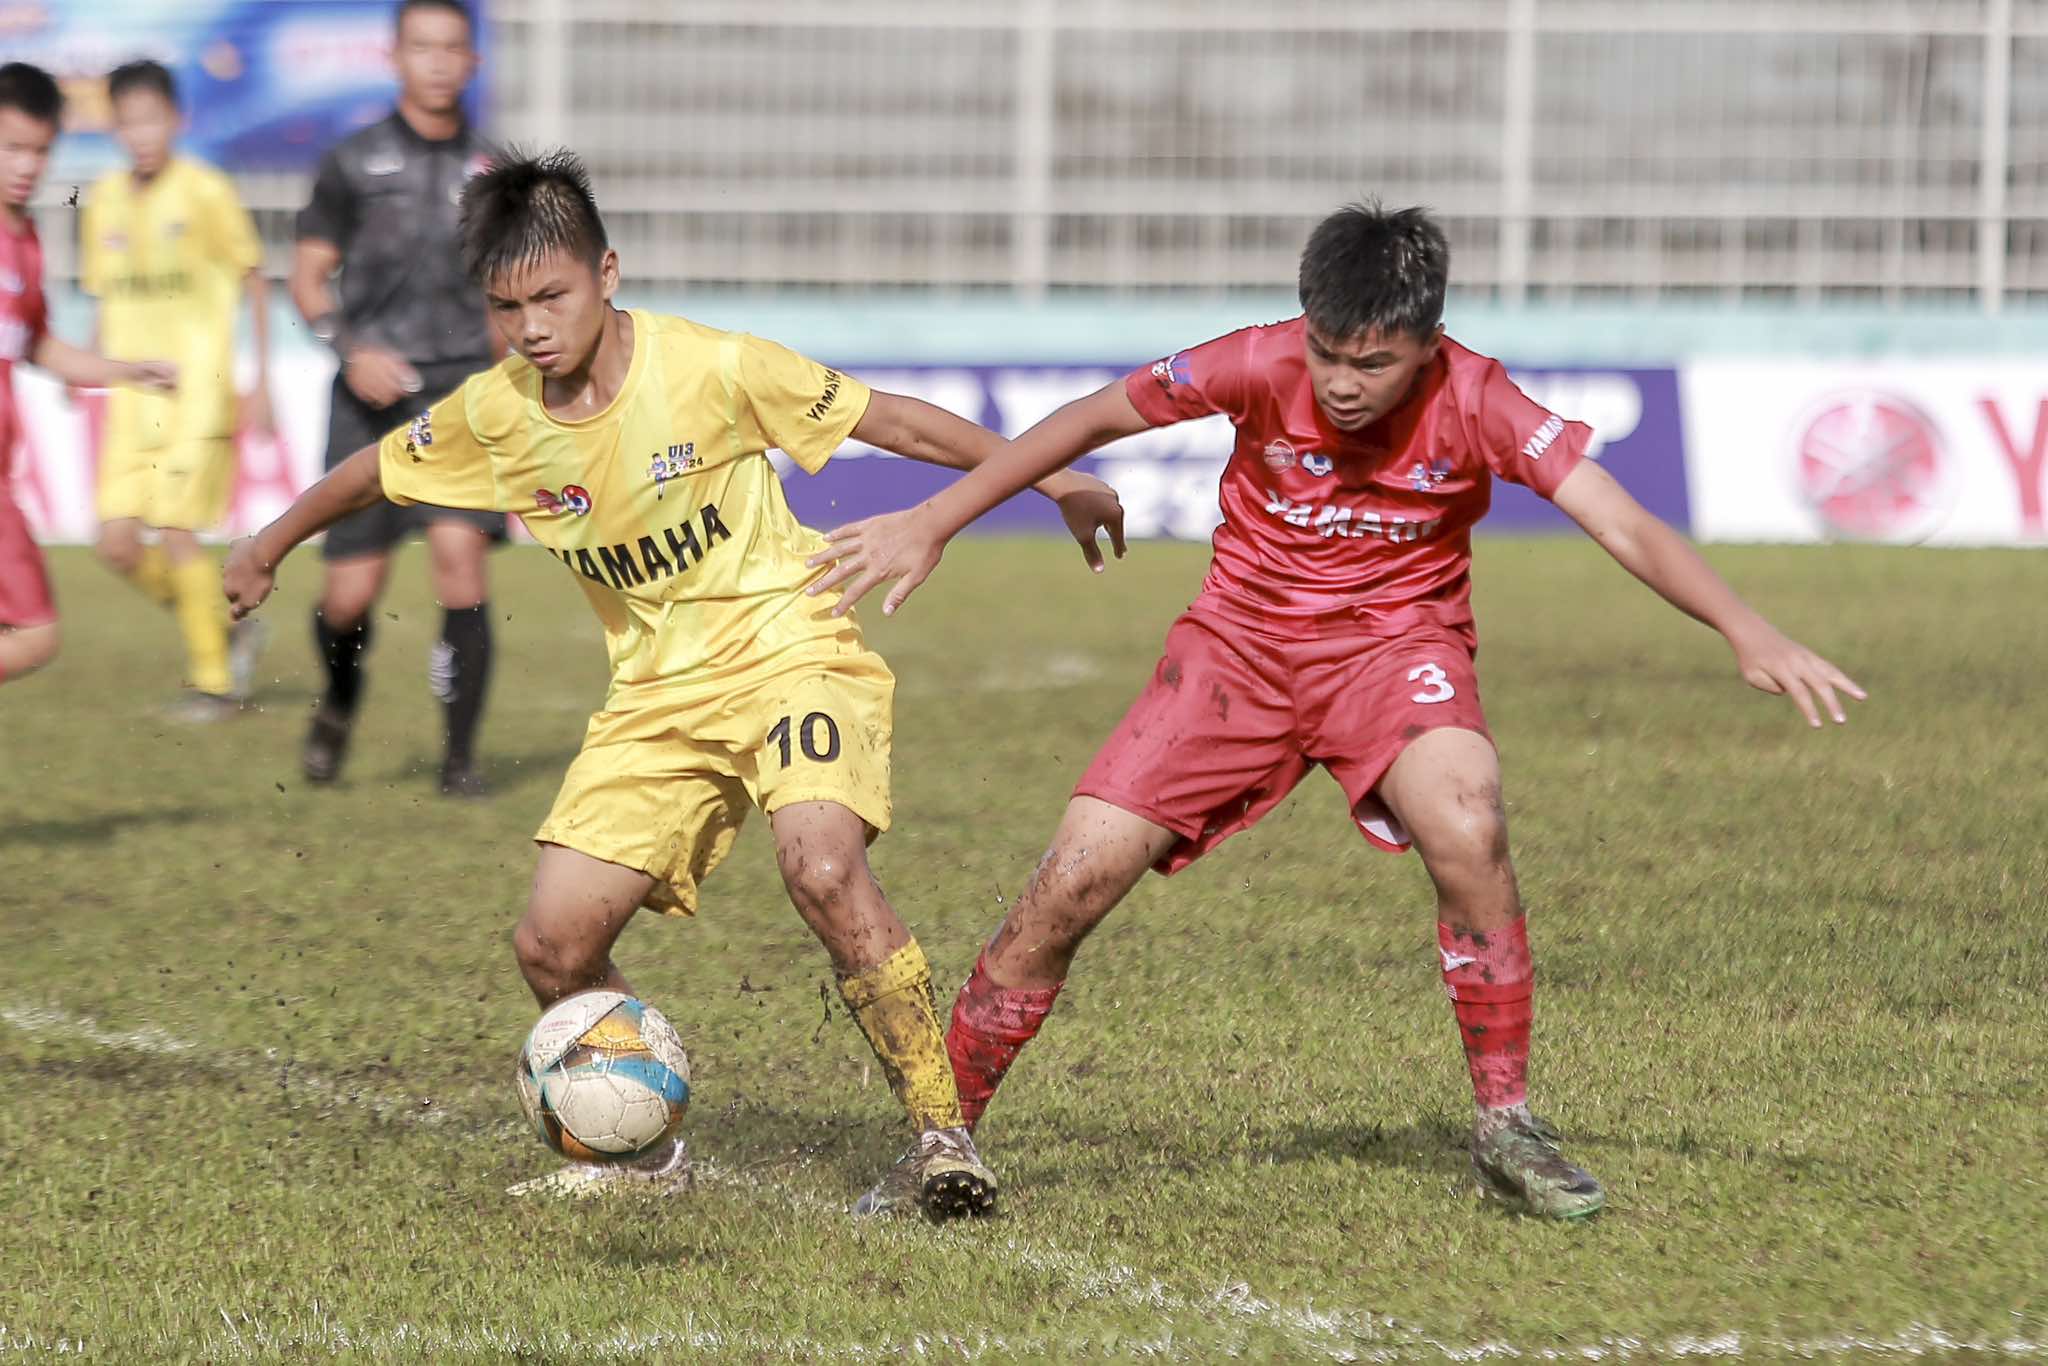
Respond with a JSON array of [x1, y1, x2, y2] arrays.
[[1297, 201, 1449, 343], [458, 148, 610, 287], [0, 63, 63, 126]]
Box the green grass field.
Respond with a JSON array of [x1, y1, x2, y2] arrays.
[[1, 538, 2042, 1362]]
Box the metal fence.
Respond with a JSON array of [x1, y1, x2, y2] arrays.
[[47, 0, 2048, 307]]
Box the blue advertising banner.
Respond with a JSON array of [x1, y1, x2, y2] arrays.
[[11, 0, 487, 177], [777, 365, 1690, 540]]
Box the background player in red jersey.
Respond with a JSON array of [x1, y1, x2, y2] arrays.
[[0, 63, 176, 689], [804, 202, 1866, 1219]]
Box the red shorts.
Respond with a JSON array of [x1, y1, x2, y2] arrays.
[[0, 494, 56, 629], [1076, 607, 1490, 874]]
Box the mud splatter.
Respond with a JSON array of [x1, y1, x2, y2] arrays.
[[1162, 660, 1183, 690]]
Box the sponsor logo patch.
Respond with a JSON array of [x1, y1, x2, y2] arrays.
[[1262, 439, 1297, 472], [535, 485, 593, 516], [1521, 413, 1566, 460]]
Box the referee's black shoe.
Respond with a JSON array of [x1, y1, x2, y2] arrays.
[[302, 705, 353, 784], [439, 757, 487, 799]]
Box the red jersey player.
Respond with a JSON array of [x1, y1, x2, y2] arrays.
[[0, 63, 176, 688], [806, 203, 1865, 1219]]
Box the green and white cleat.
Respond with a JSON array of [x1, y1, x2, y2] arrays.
[[1470, 1109, 1605, 1220], [507, 1134, 690, 1200], [854, 1126, 998, 1222]]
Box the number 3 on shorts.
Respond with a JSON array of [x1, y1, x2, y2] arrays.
[[1407, 662, 1455, 705], [768, 711, 842, 766]]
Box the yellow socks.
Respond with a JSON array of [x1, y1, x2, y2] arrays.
[[836, 939, 965, 1133], [127, 544, 177, 608], [170, 555, 232, 696]]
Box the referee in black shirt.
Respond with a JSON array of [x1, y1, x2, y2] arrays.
[[289, 0, 499, 797]]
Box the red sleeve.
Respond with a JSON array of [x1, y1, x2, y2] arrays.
[[1123, 328, 1255, 427], [1471, 360, 1590, 499]]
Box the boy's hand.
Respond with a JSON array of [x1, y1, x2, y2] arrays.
[[222, 537, 277, 621], [344, 346, 423, 409], [1729, 622, 1867, 727], [126, 359, 178, 392], [805, 506, 947, 617], [1054, 475, 1127, 573]]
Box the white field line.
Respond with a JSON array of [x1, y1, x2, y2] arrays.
[[0, 1004, 492, 1130], [4, 1004, 2041, 1363]]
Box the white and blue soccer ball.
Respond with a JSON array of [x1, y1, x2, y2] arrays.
[[515, 991, 691, 1162]]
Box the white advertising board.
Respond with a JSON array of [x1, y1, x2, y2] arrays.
[[1682, 361, 2048, 546]]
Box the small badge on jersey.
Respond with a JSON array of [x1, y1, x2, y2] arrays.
[[1301, 451, 1334, 478], [648, 442, 699, 498], [364, 153, 405, 177], [535, 485, 593, 517], [404, 410, 433, 459], [1410, 456, 1452, 492], [1262, 439, 1297, 472], [1150, 351, 1194, 393]]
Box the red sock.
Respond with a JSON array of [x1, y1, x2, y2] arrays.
[[946, 954, 1062, 1128], [1439, 917, 1532, 1111]]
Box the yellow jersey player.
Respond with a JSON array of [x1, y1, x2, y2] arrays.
[[82, 60, 270, 719], [223, 150, 1124, 1220]]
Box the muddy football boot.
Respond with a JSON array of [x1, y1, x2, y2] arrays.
[[1471, 1109, 1605, 1219], [854, 1126, 998, 1222], [228, 616, 271, 702], [165, 692, 245, 723], [507, 1134, 690, 1200]]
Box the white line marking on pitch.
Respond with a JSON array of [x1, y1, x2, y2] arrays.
[[0, 1003, 485, 1129], [5, 1003, 2040, 1362]]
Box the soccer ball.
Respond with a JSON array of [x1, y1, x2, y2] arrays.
[[515, 991, 691, 1162]]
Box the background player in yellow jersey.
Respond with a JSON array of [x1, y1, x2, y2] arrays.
[[223, 150, 1124, 1220], [81, 60, 270, 719]]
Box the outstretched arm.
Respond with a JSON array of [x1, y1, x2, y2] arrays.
[[1552, 459, 1866, 727], [848, 389, 1125, 574], [29, 334, 175, 392], [222, 445, 384, 619], [809, 380, 1152, 615]]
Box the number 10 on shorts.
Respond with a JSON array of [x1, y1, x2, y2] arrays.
[[769, 711, 842, 766], [1408, 662, 1456, 704]]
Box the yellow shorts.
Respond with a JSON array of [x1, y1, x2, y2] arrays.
[[535, 638, 894, 916], [96, 438, 235, 530]]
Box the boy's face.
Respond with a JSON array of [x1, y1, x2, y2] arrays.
[[1303, 322, 1443, 432], [484, 247, 619, 380], [112, 87, 180, 178], [394, 7, 478, 117], [0, 107, 56, 212]]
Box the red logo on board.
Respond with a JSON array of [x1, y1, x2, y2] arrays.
[[1793, 391, 1952, 542]]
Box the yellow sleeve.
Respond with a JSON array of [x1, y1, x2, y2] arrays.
[[731, 334, 871, 474], [77, 185, 105, 298], [377, 380, 501, 512], [202, 169, 263, 274]]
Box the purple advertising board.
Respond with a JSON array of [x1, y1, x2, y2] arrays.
[[776, 365, 1689, 539]]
